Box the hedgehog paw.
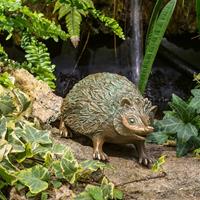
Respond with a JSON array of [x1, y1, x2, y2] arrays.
[[138, 155, 154, 168], [93, 150, 109, 161]]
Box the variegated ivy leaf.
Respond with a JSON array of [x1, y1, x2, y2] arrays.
[[0, 165, 16, 185], [0, 116, 7, 139], [17, 165, 49, 194], [13, 89, 31, 113], [0, 94, 16, 115], [60, 149, 82, 184], [15, 124, 52, 145]]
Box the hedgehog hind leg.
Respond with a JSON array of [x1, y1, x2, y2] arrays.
[[92, 135, 108, 161], [59, 117, 72, 138]]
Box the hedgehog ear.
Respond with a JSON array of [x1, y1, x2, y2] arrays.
[[121, 98, 131, 107]]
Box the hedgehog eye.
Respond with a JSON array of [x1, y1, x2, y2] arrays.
[[128, 118, 135, 124]]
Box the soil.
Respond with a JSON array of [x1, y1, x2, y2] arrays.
[[53, 133, 200, 200]]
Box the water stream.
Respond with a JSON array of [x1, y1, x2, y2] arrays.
[[130, 0, 143, 84]]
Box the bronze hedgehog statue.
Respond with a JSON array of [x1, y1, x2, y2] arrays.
[[60, 73, 157, 166]]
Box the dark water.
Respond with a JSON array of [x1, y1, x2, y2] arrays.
[[52, 35, 198, 118], [2, 34, 198, 117]]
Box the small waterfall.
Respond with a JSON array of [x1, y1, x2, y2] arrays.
[[130, 0, 143, 84]]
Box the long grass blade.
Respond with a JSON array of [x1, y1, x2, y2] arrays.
[[139, 0, 177, 93], [196, 0, 200, 32], [145, 0, 164, 48]]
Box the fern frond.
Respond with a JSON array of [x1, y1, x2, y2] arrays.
[[90, 8, 125, 40], [53, 0, 125, 47], [0, 44, 7, 58], [0, 0, 69, 42], [21, 34, 56, 89], [20, 6, 69, 41], [65, 7, 82, 47]]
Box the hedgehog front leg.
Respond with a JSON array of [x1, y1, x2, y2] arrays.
[[92, 135, 108, 161], [134, 141, 154, 167]]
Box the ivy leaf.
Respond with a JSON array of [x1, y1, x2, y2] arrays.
[[146, 131, 169, 144], [177, 123, 198, 144], [0, 165, 16, 185], [13, 89, 30, 113], [0, 140, 12, 162], [0, 94, 16, 115], [83, 185, 104, 200], [0, 116, 7, 139], [60, 150, 82, 184], [101, 177, 114, 199], [176, 140, 192, 157], [113, 188, 123, 200], [51, 143, 67, 155], [169, 94, 196, 122], [80, 160, 109, 171], [15, 124, 52, 145], [17, 165, 49, 194], [16, 143, 33, 163], [51, 180, 62, 189], [160, 116, 184, 133], [7, 132, 25, 153], [189, 89, 200, 113], [52, 160, 65, 179]]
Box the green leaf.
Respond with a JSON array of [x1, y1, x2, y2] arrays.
[[189, 89, 200, 113], [196, 0, 200, 33], [101, 177, 114, 199], [51, 143, 67, 155], [17, 165, 49, 194], [176, 140, 192, 157], [0, 72, 14, 89], [74, 191, 93, 200], [113, 188, 123, 200], [139, 0, 177, 93], [0, 140, 12, 162], [85, 184, 104, 200], [15, 124, 52, 145], [13, 89, 30, 113], [177, 123, 198, 144], [16, 143, 33, 163], [169, 94, 195, 122], [146, 131, 169, 144], [51, 180, 62, 189], [90, 9, 125, 40], [160, 116, 183, 133], [0, 94, 16, 115], [0, 165, 16, 185], [145, 0, 164, 47], [80, 160, 109, 171], [58, 4, 71, 19], [0, 191, 7, 200], [7, 132, 25, 153], [151, 155, 166, 172], [65, 7, 82, 47], [53, 0, 62, 13], [0, 116, 7, 139], [41, 192, 48, 200], [60, 150, 82, 184], [52, 160, 65, 179]]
